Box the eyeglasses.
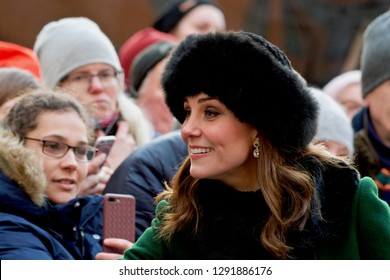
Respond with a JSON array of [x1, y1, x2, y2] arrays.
[[24, 137, 97, 162], [63, 69, 122, 89]]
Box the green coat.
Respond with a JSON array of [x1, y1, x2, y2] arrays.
[[123, 176, 390, 260]]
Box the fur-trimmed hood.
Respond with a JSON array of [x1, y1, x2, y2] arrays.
[[0, 126, 104, 259], [0, 126, 46, 206]]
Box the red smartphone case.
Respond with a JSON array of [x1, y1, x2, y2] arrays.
[[103, 193, 136, 253]]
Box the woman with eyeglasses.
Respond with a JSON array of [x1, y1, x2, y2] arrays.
[[0, 90, 126, 259], [34, 17, 154, 196]]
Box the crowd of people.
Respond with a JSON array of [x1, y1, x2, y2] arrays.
[[0, 0, 389, 260]]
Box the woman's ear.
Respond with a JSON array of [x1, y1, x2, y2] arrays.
[[252, 128, 260, 140]]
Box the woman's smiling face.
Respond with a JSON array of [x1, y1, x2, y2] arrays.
[[181, 93, 259, 191], [24, 110, 89, 204]]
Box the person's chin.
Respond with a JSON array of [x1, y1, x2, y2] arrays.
[[95, 110, 116, 121], [51, 194, 75, 205], [89, 102, 115, 118], [49, 188, 77, 204], [189, 167, 210, 179]]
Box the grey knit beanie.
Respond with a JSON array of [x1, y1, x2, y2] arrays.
[[310, 87, 354, 156], [360, 10, 390, 97], [34, 17, 122, 89]]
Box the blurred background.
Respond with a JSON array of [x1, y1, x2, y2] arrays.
[[1, 0, 389, 87]]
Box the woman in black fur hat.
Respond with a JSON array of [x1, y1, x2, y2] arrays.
[[121, 31, 390, 259]]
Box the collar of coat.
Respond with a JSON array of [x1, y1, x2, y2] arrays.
[[193, 155, 360, 258], [0, 126, 46, 206]]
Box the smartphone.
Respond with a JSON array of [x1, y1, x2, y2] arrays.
[[95, 135, 116, 156], [104, 115, 123, 136], [103, 193, 136, 253]]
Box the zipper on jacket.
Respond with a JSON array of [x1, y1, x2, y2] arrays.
[[79, 226, 85, 257]]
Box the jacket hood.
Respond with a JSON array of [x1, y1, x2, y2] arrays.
[[0, 126, 46, 206]]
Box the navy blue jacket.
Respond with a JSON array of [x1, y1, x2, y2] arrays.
[[104, 130, 188, 238], [0, 127, 103, 260]]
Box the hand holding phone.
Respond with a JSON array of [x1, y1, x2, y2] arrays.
[[95, 135, 116, 156], [103, 193, 136, 253]]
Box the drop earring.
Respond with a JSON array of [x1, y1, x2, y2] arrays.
[[253, 140, 260, 158]]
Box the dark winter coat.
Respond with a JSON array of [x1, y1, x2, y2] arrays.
[[0, 127, 103, 260], [353, 108, 390, 204], [104, 130, 188, 239], [352, 108, 381, 178]]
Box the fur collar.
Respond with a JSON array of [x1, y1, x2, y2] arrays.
[[192, 156, 360, 259], [0, 127, 46, 206], [300, 155, 360, 239]]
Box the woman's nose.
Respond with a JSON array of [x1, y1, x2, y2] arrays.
[[60, 148, 79, 170], [181, 115, 201, 139], [88, 76, 105, 92]]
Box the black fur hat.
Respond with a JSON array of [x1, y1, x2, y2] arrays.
[[153, 0, 221, 33], [163, 31, 318, 152]]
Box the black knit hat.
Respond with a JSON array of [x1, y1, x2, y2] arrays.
[[162, 31, 318, 152], [153, 0, 220, 33], [130, 41, 176, 98]]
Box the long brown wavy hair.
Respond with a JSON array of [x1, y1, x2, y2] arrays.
[[156, 136, 347, 259]]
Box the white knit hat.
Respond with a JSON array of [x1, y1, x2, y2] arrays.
[[34, 17, 122, 89], [310, 87, 354, 156], [323, 70, 361, 99]]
